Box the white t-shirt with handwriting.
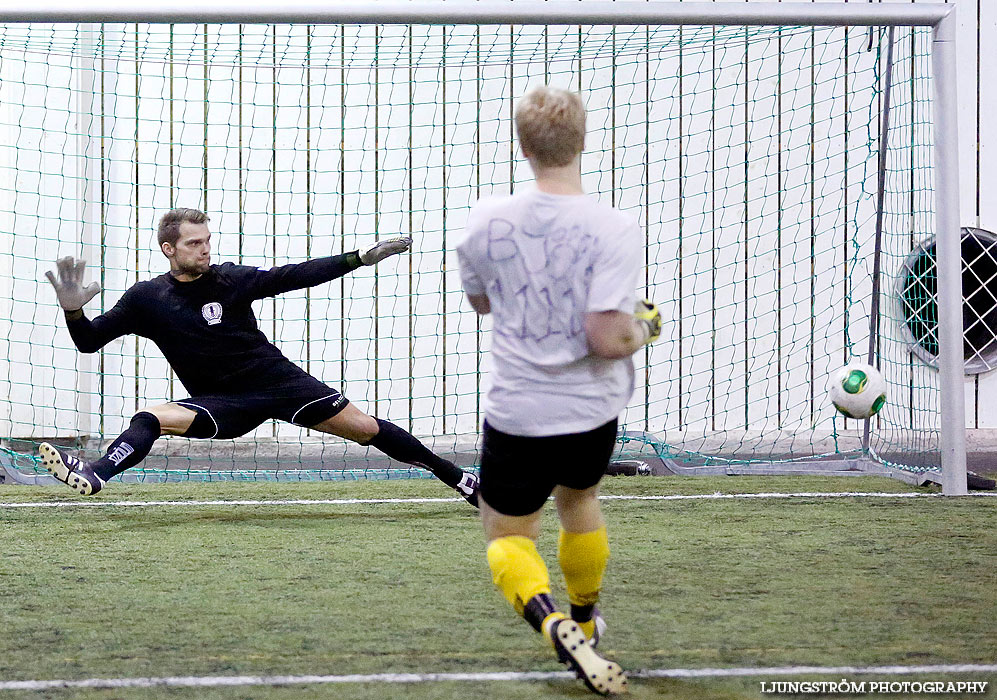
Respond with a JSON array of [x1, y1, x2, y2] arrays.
[[456, 188, 642, 437]]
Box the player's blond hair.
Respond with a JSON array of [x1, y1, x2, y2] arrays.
[[514, 87, 586, 168]]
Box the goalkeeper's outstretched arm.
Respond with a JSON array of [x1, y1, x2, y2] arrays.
[[45, 256, 133, 354], [242, 236, 412, 299]]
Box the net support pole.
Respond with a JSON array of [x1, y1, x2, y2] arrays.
[[932, 8, 968, 496], [75, 23, 100, 440], [863, 26, 895, 454]]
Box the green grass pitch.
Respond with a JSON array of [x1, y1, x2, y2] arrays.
[[1, 476, 994, 699]]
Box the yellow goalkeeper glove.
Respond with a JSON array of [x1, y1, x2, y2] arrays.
[[634, 298, 661, 345]]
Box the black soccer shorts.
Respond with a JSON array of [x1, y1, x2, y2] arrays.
[[176, 374, 349, 440], [478, 418, 619, 517]]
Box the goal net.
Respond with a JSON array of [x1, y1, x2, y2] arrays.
[[0, 14, 948, 483]]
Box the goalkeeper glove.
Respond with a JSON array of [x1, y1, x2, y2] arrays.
[[634, 298, 661, 345], [45, 256, 101, 312], [359, 236, 412, 265]]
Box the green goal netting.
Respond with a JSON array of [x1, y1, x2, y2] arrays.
[[0, 20, 942, 483]]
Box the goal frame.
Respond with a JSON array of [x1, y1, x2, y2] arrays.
[[0, 1, 967, 495]]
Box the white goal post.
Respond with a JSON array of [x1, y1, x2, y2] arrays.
[[0, 2, 967, 494]]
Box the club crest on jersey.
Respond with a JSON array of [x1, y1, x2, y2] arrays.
[[201, 302, 223, 326]]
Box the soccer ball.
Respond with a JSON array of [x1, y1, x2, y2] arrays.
[[828, 362, 887, 419]]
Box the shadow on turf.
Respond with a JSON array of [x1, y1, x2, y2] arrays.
[[96, 507, 471, 529]]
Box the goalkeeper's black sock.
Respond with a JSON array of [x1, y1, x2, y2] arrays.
[[366, 418, 464, 488], [91, 411, 161, 482]]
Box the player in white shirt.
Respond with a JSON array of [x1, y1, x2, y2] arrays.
[[457, 86, 661, 696]]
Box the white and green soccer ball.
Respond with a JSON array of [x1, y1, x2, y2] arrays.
[[828, 362, 887, 419]]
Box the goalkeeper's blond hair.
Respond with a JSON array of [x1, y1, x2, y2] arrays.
[[514, 87, 586, 168]]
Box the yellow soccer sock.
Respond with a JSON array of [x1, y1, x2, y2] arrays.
[[576, 618, 597, 640], [486, 535, 552, 616], [540, 611, 568, 646], [558, 526, 610, 611]]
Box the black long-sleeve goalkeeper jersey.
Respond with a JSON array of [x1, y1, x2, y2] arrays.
[[65, 252, 363, 396]]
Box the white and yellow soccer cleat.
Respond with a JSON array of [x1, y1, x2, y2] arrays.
[[550, 618, 628, 695]]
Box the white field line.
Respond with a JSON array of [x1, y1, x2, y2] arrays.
[[0, 491, 995, 509], [1, 664, 995, 691]]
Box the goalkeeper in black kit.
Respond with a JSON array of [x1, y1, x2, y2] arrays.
[[40, 207, 479, 506]]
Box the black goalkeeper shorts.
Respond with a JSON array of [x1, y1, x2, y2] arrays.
[[478, 418, 618, 517], [176, 374, 349, 440]]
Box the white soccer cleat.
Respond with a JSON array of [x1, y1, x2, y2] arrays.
[[551, 618, 628, 695]]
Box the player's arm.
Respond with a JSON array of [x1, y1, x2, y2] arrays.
[[455, 232, 489, 314], [45, 256, 132, 353], [585, 217, 658, 359], [585, 299, 661, 359], [244, 237, 412, 299]]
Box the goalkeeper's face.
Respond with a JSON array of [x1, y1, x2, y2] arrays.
[[166, 222, 212, 278]]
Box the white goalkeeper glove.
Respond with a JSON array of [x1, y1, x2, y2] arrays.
[[634, 298, 662, 345], [359, 236, 412, 265], [45, 256, 101, 312]]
